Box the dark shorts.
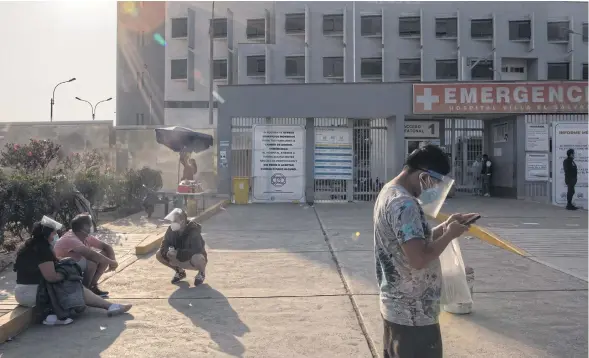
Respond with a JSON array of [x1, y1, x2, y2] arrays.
[[383, 318, 442, 358]]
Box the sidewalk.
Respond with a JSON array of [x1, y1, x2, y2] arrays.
[[441, 196, 588, 281], [0, 208, 170, 343], [2, 203, 586, 357]]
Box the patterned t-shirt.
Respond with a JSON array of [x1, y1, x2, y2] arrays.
[[373, 183, 442, 326]]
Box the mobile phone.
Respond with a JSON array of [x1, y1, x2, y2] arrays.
[[462, 215, 481, 226]]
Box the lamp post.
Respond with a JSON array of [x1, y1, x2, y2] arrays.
[[50, 78, 76, 122], [208, 1, 215, 126], [75, 97, 113, 120]]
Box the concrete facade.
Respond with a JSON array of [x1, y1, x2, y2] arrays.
[[216, 82, 413, 199], [216, 81, 587, 204], [160, 1, 588, 129], [116, 2, 167, 127]]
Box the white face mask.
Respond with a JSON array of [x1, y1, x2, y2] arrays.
[[417, 174, 440, 205], [170, 222, 182, 232], [51, 234, 59, 247]]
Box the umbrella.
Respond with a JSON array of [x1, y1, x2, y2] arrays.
[[155, 126, 213, 153]]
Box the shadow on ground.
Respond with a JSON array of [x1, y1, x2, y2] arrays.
[[0, 309, 134, 357], [168, 282, 250, 357], [198, 203, 588, 358]]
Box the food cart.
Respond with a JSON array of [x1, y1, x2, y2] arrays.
[[154, 126, 214, 216]]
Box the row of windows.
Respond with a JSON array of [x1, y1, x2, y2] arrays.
[[170, 57, 588, 81], [171, 15, 589, 42]]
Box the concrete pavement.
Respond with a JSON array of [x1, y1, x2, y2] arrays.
[[1, 202, 587, 357], [442, 196, 589, 281]]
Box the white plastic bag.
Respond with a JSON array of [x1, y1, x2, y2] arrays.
[[440, 240, 473, 312]]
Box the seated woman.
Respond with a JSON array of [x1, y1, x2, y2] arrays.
[[13, 216, 132, 325]]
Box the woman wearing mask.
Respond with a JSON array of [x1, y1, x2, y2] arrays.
[[13, 216, 132, 325]]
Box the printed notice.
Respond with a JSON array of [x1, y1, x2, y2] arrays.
[[252, 125, 305, 202]]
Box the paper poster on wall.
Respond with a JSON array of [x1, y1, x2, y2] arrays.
[[525, 124, 549, 152], [251, 125, 305, 203], [493, 147, 502, 157], [552, 122, 588, 209], [525, 153, 549, 181], [314, 127, 353, 180]]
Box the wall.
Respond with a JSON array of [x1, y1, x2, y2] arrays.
[[162, 1, 588, 88], [116, 1, 167, 126], [0, 121, 216, 192], [216, 82, 413, 195], [516, 114, 589, 204]]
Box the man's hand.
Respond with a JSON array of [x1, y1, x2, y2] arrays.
[[444, 213, 479, 228], [106, 260, 119, 272], [166, 249, 177, 260], [445, 221, 470, 240]]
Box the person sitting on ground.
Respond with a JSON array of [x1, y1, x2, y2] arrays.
[[53, 214, 117, 297], [14, 216, 131, 324], [156, 208, 207, 286]]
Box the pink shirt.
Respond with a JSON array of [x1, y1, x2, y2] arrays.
[[53, 230, 102, 261]]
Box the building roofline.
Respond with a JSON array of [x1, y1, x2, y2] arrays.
[[218, 80, 587, 89]]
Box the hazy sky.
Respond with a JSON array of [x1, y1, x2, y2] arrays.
[[0, 1, 116, 122]]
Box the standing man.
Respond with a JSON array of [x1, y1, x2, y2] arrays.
[[156, 208, 208, 286], [53, 214, 117, 297], [563, 149, 578, 210], [374, 145, 478, 358], [481, 154, 492, 197]]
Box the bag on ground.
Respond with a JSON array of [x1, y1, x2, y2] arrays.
[[439, 240, 472, 307]]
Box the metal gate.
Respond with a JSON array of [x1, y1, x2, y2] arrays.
[[444, 119, 484, 194], [230, 117, 306, 202], [353, 118, 387, 201]]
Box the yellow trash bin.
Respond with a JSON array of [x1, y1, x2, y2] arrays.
[[186, 197, 198, 217], [232, 177, 250, 205]]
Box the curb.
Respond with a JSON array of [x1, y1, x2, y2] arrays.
[[436, 212, 528, 257], [0, 306, 33, 344], [135, 199, 230, 256]]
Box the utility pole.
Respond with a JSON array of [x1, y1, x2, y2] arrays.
[[352, 1, 356, 82], [208, 1, 215, 126]]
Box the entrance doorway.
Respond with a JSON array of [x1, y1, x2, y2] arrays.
[[443, 119, 484, 194]]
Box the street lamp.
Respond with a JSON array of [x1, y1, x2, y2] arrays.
[[75, 96, 113, 120], [50, 77, 76, 122]]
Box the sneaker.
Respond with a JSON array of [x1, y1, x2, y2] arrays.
[[484, 193, 490, 197], [171, 269, 186, 284], [91, 286, 109, 298], [43, 314, 74, 326], [107, 303, 133, 317], [194, 272, 205, 286]]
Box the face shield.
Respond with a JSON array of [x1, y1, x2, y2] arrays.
[[164, 208, 186, 231], [41, 216, 63, 231], [417, 170, 455, 218]]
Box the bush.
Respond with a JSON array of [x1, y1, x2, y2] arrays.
[[0, 139, 163, 249], [0, 139, 61, 174]]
